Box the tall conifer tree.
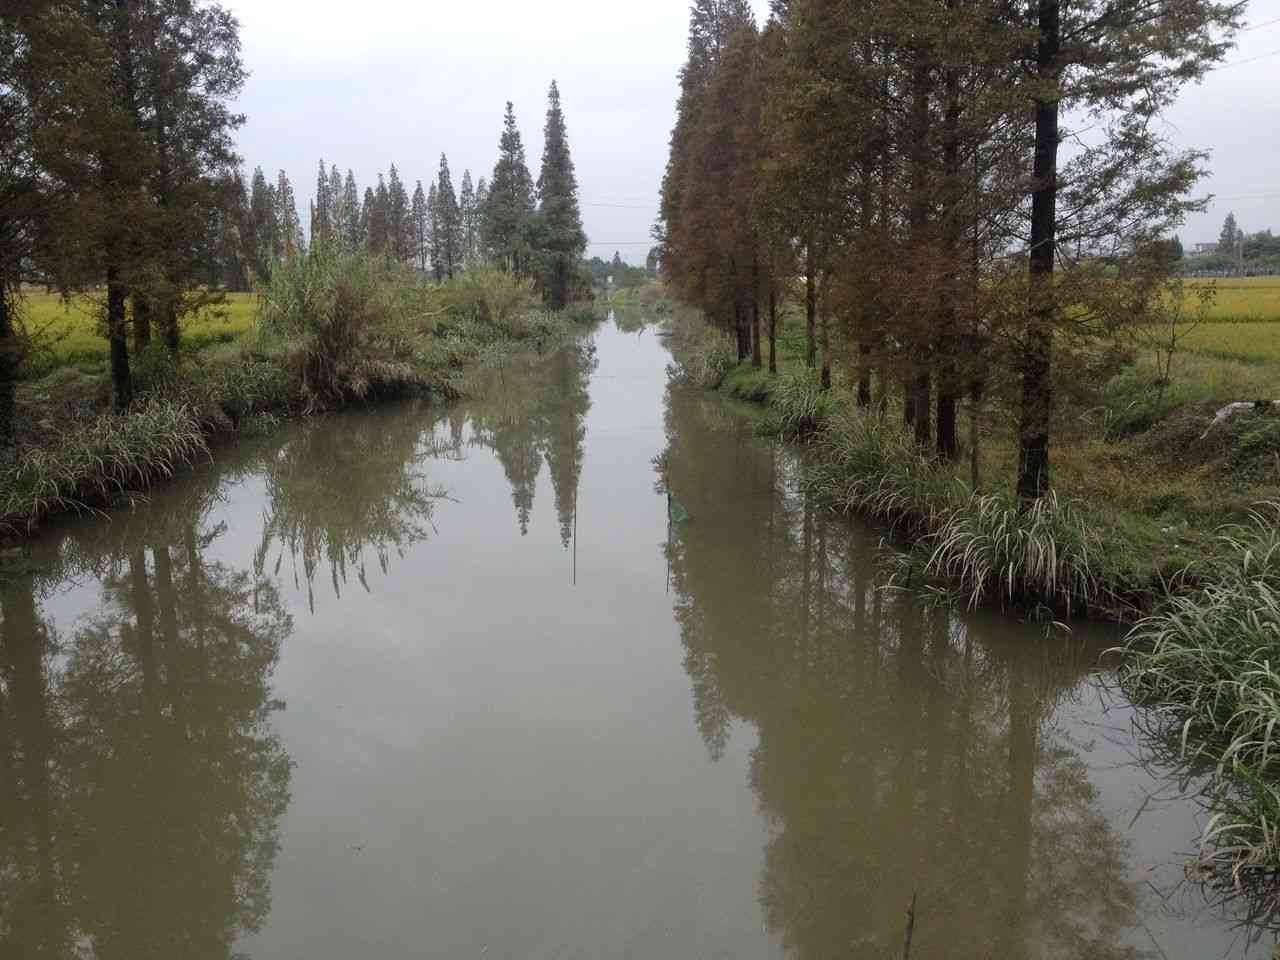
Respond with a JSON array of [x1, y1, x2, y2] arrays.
[[435, 154, 462, 279], [276, 169, 302, 260], [313, 158, 331, 243], [387, 163, 410, 261], [342, 171, 361, 252], [459, 170, 476, 268], [481, 102, 535, 273], [427, 181, 442, 281], [535, 81, 587, 309], [411, 181, 428, 273]]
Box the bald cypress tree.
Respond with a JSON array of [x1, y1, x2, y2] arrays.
[[387, 164, 410, 262], [276, 170, 302, 261], [427, 181, 442, 281], [482, 102, 535, 273], [342, 171, 361, 252], [1010, 0, 1240, 500], [459, 170, 476, 268], [536, 81, 587, 309], [313, 158, 331, 244], [436, 155, 462, 279], [369, 173, 389, 253], [327, 163, 343, 241], [473, 176, 490, 262], [411, 181, 428, 273]]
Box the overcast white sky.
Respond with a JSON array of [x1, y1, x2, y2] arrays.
[[224, 0, 1280, 264]]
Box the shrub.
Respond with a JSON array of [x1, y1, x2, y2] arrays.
[[439, 265, 537, 335], [926, 490, 1104, 611], [666, 320, 736, 389], [257, 247, 435, 409], [762, 371, 834, 440]]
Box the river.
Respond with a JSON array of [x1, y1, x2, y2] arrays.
[[0, 313, 1272, 958]]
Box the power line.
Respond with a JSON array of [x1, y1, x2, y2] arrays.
[[1211, 47, 1280, 68], [579, 201, 655, 210], [1208, 192, 1280, 201], [1241, 15, 1280, 32]]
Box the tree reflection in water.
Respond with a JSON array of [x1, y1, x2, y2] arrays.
[[659, 386, 1150, 959], [467, 340, 594, 545], [0, 492, 292, 959], [254, 399, 451, 608]]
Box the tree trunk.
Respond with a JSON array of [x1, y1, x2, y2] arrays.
[[969, 380, 984, 489], [0, 269, 16, 448], [936, 44, 962, 461], [768, 285, 777, 375], [906, 49, 933, 449], [1018, 0, 1060, 503], [857, 343, 872, 407], [108, 267, 133, 412], [133, 294, 151, 354], [751, 255, 762, 368], [912, 370, 931, 448], [819, 299, 831, 391], [804, 247, 816, 370], [154, 110, 180, 355]]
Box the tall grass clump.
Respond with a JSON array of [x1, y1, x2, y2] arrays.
[[926, 490, 1104, 611], [802, 410, 947, 525], [1118, 505, 1280, 877], [665, 316, 735, 389], [798, 410, 1105, 610], [438, 264, 537, 335], [761, 371, 837, 440], [1, 399, 207, 531], [257, 246, 435, 409]]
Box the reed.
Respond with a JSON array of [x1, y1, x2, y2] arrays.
[[1118, 505, 1280, 876], [1, 399, 208, 531], [257, 246, 435, 409]]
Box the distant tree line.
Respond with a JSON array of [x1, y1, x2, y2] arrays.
[[585, 251, 658, 289], [1166, 213, 1280, 274], [209, 82, 590, 304], [0, 0, 589, 449], [658, 0, 1239, 500]]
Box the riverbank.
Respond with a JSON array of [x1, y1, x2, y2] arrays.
[[667, 306, 1280, 613], [662, 304, 1280, 884], [1, 255, 599, 540]]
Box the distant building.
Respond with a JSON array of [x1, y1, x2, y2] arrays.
[[1190, 242, 1219, 257]]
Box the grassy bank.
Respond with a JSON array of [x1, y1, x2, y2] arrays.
[[2, 253, 599, 537], [668, 304, 1280, 608], [1116, 508, 1280, 886], [664, 300, 1280, 879]]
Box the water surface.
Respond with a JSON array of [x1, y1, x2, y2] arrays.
[[1, 315, 1272, 958]]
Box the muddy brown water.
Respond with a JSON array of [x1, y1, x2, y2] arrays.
[[1, 314, 1273, 958]]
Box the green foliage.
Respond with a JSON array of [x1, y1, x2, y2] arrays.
[[0, 399, 208, 532], [665, 315, 736, 389], [535, 81, 587, 310], [481, 102, 537, 273], [256, 247, 434, 410], [1118, 506, 1280, 877], [760, 371, 834, 440], [439, 264, 537, 333]]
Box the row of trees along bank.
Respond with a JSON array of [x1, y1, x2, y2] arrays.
[[657, 0, 1240, 502], [0, 2, 587, 445], [232, 87, 586, 303]]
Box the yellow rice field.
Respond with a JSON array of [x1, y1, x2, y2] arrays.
[[1183, 276, 1280, 323], [16, 289, 258, 376]]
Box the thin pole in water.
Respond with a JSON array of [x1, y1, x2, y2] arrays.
[[901, 892, 917, 960]]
